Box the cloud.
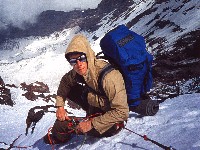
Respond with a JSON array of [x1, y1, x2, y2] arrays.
[[0, 0, 102, 29]]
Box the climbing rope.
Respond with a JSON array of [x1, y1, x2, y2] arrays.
[[47, 113, 102, 150]]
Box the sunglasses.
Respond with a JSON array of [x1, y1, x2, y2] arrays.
[[68, 54, 87, 66]]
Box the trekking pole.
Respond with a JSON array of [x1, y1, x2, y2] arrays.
[[124, 127, 176, 150]]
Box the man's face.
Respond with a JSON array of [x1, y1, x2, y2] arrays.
[[68, 53, 88, 76]]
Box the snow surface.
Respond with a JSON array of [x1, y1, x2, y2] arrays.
[[0, 0, 200, 149], [0, 91, 200, 150]]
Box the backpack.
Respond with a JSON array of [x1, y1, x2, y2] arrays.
[[97, 24, 153, 107]]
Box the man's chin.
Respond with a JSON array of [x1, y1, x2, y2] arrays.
[[77, 71, 86, 76]]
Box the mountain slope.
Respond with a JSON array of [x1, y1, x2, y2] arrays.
[[1, 93, 200, 150], [0, 0, 200, 149]]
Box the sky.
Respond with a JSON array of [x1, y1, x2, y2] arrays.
[[0, 0, 102, 29]]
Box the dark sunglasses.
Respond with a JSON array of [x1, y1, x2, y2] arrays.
[[68, 54, 87, 66]]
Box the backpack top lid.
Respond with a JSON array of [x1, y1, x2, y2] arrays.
[[100, 24, 147, 66]]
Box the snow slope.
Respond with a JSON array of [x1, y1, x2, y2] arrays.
[[0, 91, 200, 149]]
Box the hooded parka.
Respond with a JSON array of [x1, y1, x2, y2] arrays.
[[56, 34, 129, 134]]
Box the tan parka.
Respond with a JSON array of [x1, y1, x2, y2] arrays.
[[56, 34, 129, 134]]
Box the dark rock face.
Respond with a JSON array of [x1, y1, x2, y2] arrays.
[[20, 81, 50, 93], [0, 76, 14, 106], [153, 30, 200, 82], [20, 81, 56, 102], [0, 78, 56, 106], [0, 78, 83, 110]]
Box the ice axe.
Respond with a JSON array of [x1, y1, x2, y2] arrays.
[[125, 127, 176, 150], [117, 123, 176, 150]]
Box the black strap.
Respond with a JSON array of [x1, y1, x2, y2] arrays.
[[96, 52, 103, 59], [97, 64, 115, 97], [142, 56, 151, 94], [82, 63, 115, 98], [82, 64, 115, 108]]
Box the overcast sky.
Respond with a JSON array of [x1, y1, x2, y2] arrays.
[[0, 0, 102, 29]]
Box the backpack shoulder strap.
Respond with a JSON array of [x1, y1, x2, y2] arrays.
[[83, 63, 115, 109], [97, 63, 115, 97], [143, 56, 151, 94]]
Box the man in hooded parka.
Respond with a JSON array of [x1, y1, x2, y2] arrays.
[[44, 34, 129, 144]]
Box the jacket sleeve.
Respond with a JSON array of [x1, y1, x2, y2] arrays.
[[91, 70, 129, 134], [56, 70, 75, 107]]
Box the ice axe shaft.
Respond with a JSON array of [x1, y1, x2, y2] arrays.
[[124, 127, 176, 150]]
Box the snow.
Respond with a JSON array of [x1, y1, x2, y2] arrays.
[[0, 91, 200, 149], [0, 0, 200, 149]]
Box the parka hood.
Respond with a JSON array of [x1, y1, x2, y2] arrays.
[[65, 34, 107, 90], [65, 34, 95, 60]]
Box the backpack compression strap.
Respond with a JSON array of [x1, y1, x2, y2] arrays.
[[143, 56, 151, 94]]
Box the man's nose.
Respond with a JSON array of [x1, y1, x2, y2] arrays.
[[76, 60, 82, 66]]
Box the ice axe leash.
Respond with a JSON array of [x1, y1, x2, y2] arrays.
[[116, 123, 176, 150]]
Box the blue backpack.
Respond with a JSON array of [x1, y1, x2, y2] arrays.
[[97, 24, 153, 107]]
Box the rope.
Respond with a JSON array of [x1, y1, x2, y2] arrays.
[[76, 133, 87, 150], [0, 113, 101, 150], [122, 127, 176, 150], [48, 127, 55, 150], [47, 113, 102, 150], [1, 113, 175, 150], [47, 125, 86, 150], [0, 134, 38, 150]]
